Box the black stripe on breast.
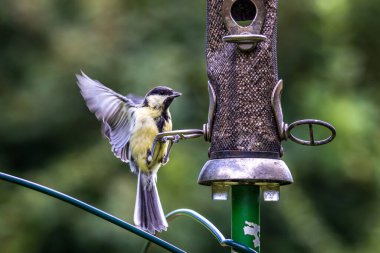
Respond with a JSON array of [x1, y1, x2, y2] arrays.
[[156, 111, 169, 132]]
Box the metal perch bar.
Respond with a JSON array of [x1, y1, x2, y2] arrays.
[[0, 172, 185, 253], [285, 119, 336, 146], [143, 209, 258, 253], [154, 129, 205, 142], [149, 129, 205, 162]]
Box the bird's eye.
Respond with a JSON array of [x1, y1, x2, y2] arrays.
[[160, 91, 165, 95]]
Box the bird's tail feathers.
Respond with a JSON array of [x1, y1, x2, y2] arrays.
[[134, 172, 168, 234]]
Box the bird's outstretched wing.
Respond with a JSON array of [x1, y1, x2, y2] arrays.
[[126, 93, 144, 105], [76, 72, 136, 163]]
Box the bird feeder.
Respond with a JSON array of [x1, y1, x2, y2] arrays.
[[199, 0, 335, 199], [197, 0, 335, 250]]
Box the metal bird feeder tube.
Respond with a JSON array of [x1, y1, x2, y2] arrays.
[[198, 0, 293, 189], [198, 0, 289, 250], [199, 0, 290, 200], [197, 0, 336, 251]]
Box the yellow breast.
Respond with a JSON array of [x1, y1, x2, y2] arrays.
[[129, 107, 172, 173]]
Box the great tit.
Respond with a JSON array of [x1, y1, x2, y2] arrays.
[[76, 72, 181, 234]]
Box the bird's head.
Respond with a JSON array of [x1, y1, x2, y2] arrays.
[[144, 86, 182, 110]]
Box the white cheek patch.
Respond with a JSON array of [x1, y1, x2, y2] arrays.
[[147, 95, 167, 108]]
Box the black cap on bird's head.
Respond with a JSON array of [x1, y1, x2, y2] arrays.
[[146, 86, 181, 98], [144, 86, 182, 109]]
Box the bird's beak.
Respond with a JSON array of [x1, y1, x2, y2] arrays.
[[171, 91, 182, 98]]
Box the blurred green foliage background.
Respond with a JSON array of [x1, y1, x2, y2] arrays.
[[0, 0, 379, 252]]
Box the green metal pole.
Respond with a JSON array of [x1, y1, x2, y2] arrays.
[[232, 185, 260, 253]]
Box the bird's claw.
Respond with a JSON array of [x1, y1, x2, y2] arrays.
[[173, 135, 180, 143], [161, 156, 169, 165], [161, 139, 175, 166], [146, 150, 153, 164]]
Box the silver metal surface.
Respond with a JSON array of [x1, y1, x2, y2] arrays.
[[212, 184, 230, 200], [204, 81, 216, 142], [222, 0, 267, 51], [222, 34, 267, 50], [285, 119, 336, 146], [262, 184, 280, 202], [271, 80, 286, 140], [198, 158, 293, 186]]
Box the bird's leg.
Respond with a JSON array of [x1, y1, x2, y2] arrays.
[[161, 135, 180, 165], [161, 141, 173, 165]]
